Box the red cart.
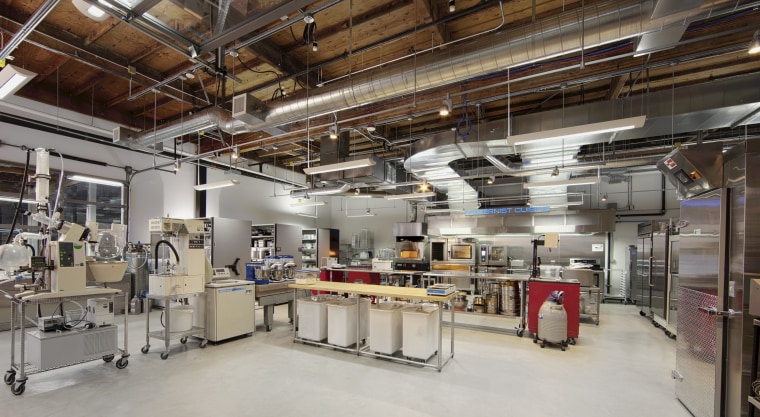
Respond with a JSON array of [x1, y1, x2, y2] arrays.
[[528, 279, 580, 343]]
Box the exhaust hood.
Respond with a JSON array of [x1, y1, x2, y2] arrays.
[[656, 143, 724, 199]]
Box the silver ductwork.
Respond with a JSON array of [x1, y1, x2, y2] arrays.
[[289, 183, 351, 199], [130, 0, 747, 148]]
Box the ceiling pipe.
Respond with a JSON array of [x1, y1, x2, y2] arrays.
[[289, 183, 351, 199]]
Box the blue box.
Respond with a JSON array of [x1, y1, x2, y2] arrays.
[[254, 279, 270, 285], [246, 262, 265, 281]]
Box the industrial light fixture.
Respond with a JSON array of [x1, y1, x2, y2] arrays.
[[355, 188, 361, 195], [439, 94, 452, 116], [526, 198, 531, 206], [523, 177, 602, 190], [68, 175, 123, 188], [297, 212, 318, 218], [173, 159, 181, 171], [419, 180, 430, 192], [232, 146, 239, 160], [329, 123, 338, 139], [72, 0, 109, 22], [312, 41, 318, 52], [385, 192, 436, 200], [486, 176, 495, 185], [749, 30, 760, 54], [0, 64, 37, 100], [290, 200, 326, 208], [551, 166, 560, 177], [189, 45, 199, 59], [601, 193, 608, 202], [449, 0, 455, 12], [366, 123, 376, 132], [303, 158, 376, 175], [303, 14, 315, 24], [425, 208, 464, 214], [193, 179, 240, 191], [347, 208, 377, 218], [506, 116, 647, 146]]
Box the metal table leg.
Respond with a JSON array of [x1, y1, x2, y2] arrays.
[[264, 305, 274, 331], [293, 289, 297, 340], [450, 300, 455, 358], [18, 302, 26, 383], [9, 299, 16, 374], [356, 296, 361, 355], [164, 298, 171, 355], [437, 301, 443, 371], [144, 296, 151, 350]]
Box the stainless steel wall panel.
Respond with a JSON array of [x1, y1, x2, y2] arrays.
[[678, 190, 722, 292]]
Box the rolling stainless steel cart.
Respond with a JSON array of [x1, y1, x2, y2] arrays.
[[4, 288, 129, 395], [142, 292, 207, 360]]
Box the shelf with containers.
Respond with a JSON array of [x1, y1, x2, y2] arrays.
[[251, 224, 275, 261], [301, 229, 319, 270]]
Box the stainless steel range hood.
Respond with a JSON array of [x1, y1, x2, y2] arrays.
[[656, 143, 724, 199]]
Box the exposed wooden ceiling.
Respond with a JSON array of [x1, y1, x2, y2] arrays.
[[1, 0, 759, 177]]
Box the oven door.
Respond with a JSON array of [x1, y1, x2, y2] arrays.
[[449, 244, 475, 262]]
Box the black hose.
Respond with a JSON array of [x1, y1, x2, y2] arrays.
[[5, 149, 31, 244], [24, 244, 35, 257], [154, 240, 180, 272]]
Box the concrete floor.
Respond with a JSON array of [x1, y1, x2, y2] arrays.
[[0, 303, 690, 417]]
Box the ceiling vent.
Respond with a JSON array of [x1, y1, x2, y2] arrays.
[[232, 93, 288, 137]]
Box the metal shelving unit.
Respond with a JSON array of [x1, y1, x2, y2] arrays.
[[142, 292, 207, 360], [4, 288, 129, 395]]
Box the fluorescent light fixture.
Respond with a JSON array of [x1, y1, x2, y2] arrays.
[[0, 64, 37, 99], [68, 175, 123, 187], [290, 201, 326, 208], [523, 177, 601, 190], [297, 213, 318, 218], [193, 179, 240, 191], [72, 0, 109, 22], [303, 158, 375, 175], [385, 192, 436, 200], [749, 30, 760, 54], [0, 196, 37, 204], [507, 116, 646, 146], [347, 213, 377, 218]]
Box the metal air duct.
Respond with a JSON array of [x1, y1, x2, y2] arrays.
[[289, 183, 351, 199]]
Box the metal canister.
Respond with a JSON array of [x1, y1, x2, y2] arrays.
[[486, 293, 499, 314], [499, 281, 520, 316], [473, 296, 485, 313]]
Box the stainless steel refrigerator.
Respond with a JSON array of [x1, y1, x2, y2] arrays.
[[634, 221, 670, 325], [658, 142, 753, 417]]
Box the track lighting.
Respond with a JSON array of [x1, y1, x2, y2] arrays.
[[329, 123, 338, 139], [188, 45, 199, 59], [312, 41, 318, 52], [439, 94, 452, 116], [487, 176, 494, 185], [419, 180, 430, 192], [449, 0, 455, 12], [551, 166, 560, 177], [749, 30, 760, 55], [303, 14, 315, 24], [174, 159, 181, 171], [526, 198, 531, 206], [366, 123, 376, 132], [232, 146, 239, 160], [355, 188, 361, 195], [601, 193, 608, 202]]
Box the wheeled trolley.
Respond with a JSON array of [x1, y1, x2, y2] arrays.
[[142, 292, 207, 360], [4, 288, 129, 395]]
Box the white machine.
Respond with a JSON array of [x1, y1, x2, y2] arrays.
[[49, 241, 87, 293], [203, 279, 255, 342], [86, 297, 114, 327], [148, 218, 207, 296]]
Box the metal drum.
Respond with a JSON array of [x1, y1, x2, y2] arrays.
[[486, 293, 499, 314], [473, 296, 485, 313], [500, 281, 520, 316], [125, 243, 149, 298]]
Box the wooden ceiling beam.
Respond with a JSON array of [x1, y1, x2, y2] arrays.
[[84, 18, 120, 46], [72, 72, 105, 97], [419, 0, 449, 45], [31, 54, 69, 84]]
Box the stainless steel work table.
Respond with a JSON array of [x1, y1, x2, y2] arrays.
[[422, 271, 530, 337], [288, 281, 457, 371]]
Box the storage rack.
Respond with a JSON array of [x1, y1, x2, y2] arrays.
[[4, 288, 130, 395], [251, 224, 275, 261], [301, 229, 318, 270], [142, 292, 207, 360], [289, 281, 456, 372]]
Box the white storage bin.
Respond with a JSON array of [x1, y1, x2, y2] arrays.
[[327, 298, 370, 347], [369, 302, 405, 355], [170, 305, 194, 332], [402, 304, 440, 361], [298, 295, 340, 341]]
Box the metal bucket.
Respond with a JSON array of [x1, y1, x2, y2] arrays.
[[473, 296, 485, 313], [486, 293, 499, 314], [500, 281, 520, 316]]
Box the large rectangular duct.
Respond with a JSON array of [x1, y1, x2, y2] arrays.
[[231, 93, 288, 137]]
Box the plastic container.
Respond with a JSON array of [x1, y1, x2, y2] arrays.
[[327, 298, 370, 347], [369, 302, 405, 354], [170, 306, 194, 332], [297, 295, 340, 341], [402, 304, 440, 360]]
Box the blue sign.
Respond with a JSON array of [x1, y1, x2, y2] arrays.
[[464, 206, 550, 216]]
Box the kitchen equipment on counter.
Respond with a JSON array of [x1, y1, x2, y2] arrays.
[[499, 281, 521, 316], [392, 222, 429, 272], [479, 244, 508, 267], [473, 296, 485, 313]]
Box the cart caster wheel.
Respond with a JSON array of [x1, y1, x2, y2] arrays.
[[11, 382, 25, 395], [115, 358, 128, 369], [670, 334, 677, 340], [180, 337, 188, 344], [102, 354, 115, 363], [653, 321, 661, 328], [199, 340, 208, 349], [141, 345, 150, 354], [266, 325, 272, 332], [516, 329, 524, 337], [4, 371, 15, 386], [540, 343, 545, 348], [561, 346, 566, 351], [569, 338, 576, 345], [639, 310, 646, 316], [664, 330, 671, 337], [160, 352, 169, 360], [533, 338, 537, 344]]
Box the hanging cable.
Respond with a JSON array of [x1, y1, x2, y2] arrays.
[[5, 149, 31, 244], [455, 87, 472, 138]]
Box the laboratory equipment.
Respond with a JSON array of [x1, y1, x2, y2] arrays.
[[86, 297, 114, 327], [536, 293, 569, 351], [204, 278, 255, 342]]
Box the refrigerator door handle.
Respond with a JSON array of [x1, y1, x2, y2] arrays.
[[698, 306, 740, 318], [648, 256, 654, 287]]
